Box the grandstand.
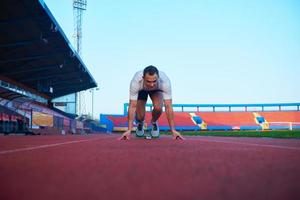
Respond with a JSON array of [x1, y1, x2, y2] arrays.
[[101, 103, 300, 132], [0, 0, 103, 135]]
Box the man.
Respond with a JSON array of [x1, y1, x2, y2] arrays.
[[119, 65, 185, 140]]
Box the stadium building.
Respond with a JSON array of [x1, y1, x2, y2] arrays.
[[0, 0, 101, 135]]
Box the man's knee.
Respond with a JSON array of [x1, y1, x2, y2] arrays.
[[152, 105, 163, 113]]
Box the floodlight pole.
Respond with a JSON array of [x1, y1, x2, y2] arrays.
[[73, 0, 87, 55], [73, 0, 87, 116]]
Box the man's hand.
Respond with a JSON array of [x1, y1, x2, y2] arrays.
[[118, 130, 131, 140], [171, 130, 185, 140]]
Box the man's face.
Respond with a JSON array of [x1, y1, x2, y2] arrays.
[[143, 73, 158, 90]]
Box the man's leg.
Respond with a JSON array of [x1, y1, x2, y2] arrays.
[[149, 91, 163, 137], [135, 91, 147, 137], [136, 99, 147, 122]]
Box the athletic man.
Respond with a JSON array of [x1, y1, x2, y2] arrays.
[[119, 65, 185, 140]]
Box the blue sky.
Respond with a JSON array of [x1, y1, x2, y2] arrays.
[[44, 0, 300, 116]]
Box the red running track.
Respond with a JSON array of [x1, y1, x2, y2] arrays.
[[1, 134, 300, 200]]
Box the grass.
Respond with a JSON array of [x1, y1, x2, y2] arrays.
[[161, 130, 300, 139]]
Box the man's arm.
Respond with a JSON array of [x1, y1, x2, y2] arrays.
[[119, 100, 137, 140], [164, 99, 185, 140], [127, 100, 137, 131]]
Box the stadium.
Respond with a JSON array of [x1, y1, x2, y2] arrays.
[[1, 0, 300, 200]]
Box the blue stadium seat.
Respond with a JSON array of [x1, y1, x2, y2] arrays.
[[256, 116, 265, 123], [192, 116, 202, 124]]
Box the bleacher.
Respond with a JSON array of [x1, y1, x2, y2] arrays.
[[0, 95, 76, 135], [144, 112, 199, 131], [101, 103, 300, 132], [196, 112, 260, 130], [258, 111, 300, 130], [0, 105, 29, 134]]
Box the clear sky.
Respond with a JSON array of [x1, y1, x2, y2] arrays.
[[44, 0, 300, 117]]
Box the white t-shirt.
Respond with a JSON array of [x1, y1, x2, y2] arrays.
[[129, 70, 172, 100]]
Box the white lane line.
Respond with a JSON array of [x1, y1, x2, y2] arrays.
[[197, 138, 300, 151], [0, 136, 111, 155]]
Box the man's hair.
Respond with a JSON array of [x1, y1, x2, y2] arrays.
[[143, 65, 159, 77]]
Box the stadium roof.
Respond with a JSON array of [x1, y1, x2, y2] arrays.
[[0, 0, 97, 99]]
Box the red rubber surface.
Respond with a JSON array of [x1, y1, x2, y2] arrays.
[[1, 134, 300, 200]]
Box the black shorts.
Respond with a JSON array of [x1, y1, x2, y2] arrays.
[[137, 90, 163, 101]]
